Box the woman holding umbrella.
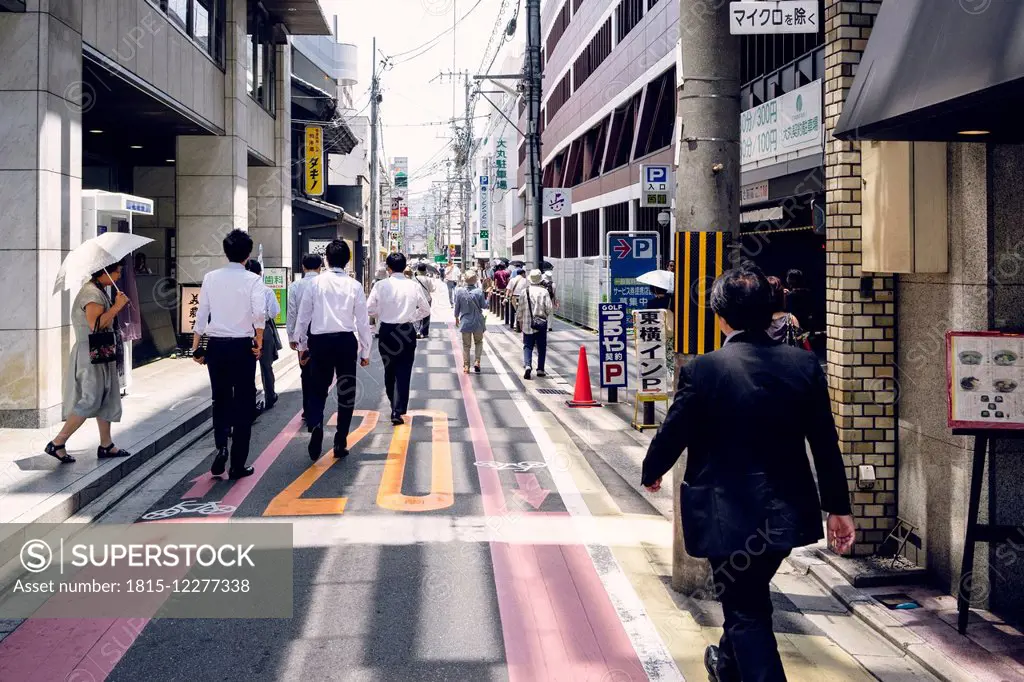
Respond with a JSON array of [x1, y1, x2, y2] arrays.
[[44, 261, 132, 463]]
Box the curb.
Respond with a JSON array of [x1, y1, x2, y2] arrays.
[[787, 547, 970, 682]]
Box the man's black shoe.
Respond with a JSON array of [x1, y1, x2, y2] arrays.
[[210, 447, 229, 476], [309, 425, 324, 460], [265, 394, 278, 410], [391, 413, 404, 426], [334, 447, 349, 459], [228, 466, 255, 480], [704, 645, 721, 682]]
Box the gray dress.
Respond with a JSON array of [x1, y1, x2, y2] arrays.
[[62, 283, 122, 421]]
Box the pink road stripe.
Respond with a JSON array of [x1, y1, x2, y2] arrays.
[[181, 474, 216, 499], [0, 410, 305, 681], [448, 323, 647, 681]]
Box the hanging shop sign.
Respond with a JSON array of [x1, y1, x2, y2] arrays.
[[741, 79, 822, 168], [308, 239, 331, 256], [947, 331, 1024, 430], [633, 309, 669, 396], [304, 126, 324, 196], [178, 284, 202, 334], [263, 267, 288, 326], [729, 1, 819, 35], [494, 139, 510, 190], [542, 188, 572, 218], [599, 303, 628, 388], [479, 175, 490, 232]]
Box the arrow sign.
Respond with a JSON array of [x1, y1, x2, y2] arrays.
[[613, 238, 632, 259], [513, 473, 551, 510]]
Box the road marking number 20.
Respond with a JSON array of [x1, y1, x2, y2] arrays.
[[263, 409, 454, 516]]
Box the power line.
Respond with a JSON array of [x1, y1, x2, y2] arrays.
[[385, 0, 485, 63]]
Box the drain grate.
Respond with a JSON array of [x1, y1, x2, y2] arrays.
[[536, 388, 570, 395]]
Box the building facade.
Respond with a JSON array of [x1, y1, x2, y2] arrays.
[[0, 0, 334, 427]]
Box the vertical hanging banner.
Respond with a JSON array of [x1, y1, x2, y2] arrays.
[[599, 303, 628, 388], [263, 267, 288, 326], [179, 285, 202, 334], [675, 231, 730, 355], [305, 126, 324, 196], [634, 310, 669, 396]]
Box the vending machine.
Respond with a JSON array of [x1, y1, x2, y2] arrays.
[[81, 190, 155, 394]]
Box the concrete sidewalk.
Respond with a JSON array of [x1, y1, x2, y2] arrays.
[[486, 315, 1024, 682], [0, 349, 300, 532]]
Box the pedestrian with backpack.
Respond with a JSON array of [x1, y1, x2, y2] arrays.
[[766, 275, 809, 349]]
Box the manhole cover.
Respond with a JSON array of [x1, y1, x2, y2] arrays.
[[536, 388, 570, 395]]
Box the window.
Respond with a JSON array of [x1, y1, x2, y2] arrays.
[[158, 0, 224, 65], [247, 6, 277, 113], [573, 17, 612, 91], [615, 0, 645, 43], [545, 2, 571, 58]]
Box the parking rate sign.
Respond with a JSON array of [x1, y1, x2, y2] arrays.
[[607, 231, 660, 320], [599, 303, 628, 388]]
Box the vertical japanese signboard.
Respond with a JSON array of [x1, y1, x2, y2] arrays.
[[263, 267, 288, 326], [494, 138, 510, 190], [634, 309, 669, 396], [599, 303, 628, 388], [479, 175, 490, 251], [179, 285, 202, 334], [305, 126, 324, 196]]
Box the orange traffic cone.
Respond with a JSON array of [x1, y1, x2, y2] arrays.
[[566, 346, 602, 408]]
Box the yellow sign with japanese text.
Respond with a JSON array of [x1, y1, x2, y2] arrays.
[[305, 126, 324, 196]]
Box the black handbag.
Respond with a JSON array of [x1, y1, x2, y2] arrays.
[[88, 317, 117, 365]]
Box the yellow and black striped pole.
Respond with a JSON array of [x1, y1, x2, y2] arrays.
[[675, 231, 730, 355]]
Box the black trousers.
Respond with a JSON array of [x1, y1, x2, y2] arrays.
[[299, 359, 313, 420], [206, 337, 257, 470], [258, 320, 277, 402], [307, 332, 358, 446], [418, 314, 431, 337], [709, 549, 791, 682], [378, 322, 417, 416]]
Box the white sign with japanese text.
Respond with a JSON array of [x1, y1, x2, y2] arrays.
[[479, 175, 490, 232], [493, 138, 511, 190], [179, 285, 202, 334], [634, 309, 669, 396], [729, 1, 819, 34], [741, 79, 822, 168]]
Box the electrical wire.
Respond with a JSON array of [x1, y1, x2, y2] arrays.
[[385, 0, 486, 63]]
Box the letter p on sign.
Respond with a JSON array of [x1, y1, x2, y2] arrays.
[[605, 364, 623, 384], [634, 238, 655, 259]]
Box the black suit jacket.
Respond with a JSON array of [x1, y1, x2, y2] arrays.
[[642, 330, 852, 558]]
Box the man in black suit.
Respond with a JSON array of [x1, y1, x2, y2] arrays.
[[641, 264, 855, 682]]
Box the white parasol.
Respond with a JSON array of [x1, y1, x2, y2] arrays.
[[637, 269, 675, 292], [53, 232, 153, 294]]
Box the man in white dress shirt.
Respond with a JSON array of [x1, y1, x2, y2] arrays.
[[412, 261, 438, 339], [367, 252, 431, 425], [245, 259, 282, 410], [191, 229, 264, 480], [287, 253, 323, 422], [295, 240, 372, 460]]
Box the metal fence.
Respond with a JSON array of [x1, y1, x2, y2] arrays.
[[551, 257, 606, 330]]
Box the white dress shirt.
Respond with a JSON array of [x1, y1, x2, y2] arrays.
[[445, 265, 461, 283], [194, 263, 264, 338], [412, 274, 436, 303], [294, 268, 372, 359], [261, 285, 280, 323], [286, 272, 318, 338], [367, 273, 432, 325]]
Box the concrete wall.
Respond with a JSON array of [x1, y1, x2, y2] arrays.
[[246, 98, 276, 163], [132, 166, 175, 276], [896, 143, 989, 593], [82, 0, 225, 131]]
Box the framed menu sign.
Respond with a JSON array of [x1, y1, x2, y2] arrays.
[[948, 331, 1024, 430]]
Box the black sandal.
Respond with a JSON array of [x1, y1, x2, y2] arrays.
[[44, 441, 76, 464], [97, 443, 131, 459]]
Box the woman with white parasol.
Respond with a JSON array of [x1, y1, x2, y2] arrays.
[[44, 232, 150, 464]]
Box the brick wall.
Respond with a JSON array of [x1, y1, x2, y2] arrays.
[[823, 0, 895, 556]]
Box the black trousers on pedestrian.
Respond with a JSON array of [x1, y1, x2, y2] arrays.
[[307, 332, 358, 447], [299, 359, 313, 420], [378, 322, 417, 416], [709, 549, 791, 682], [418, 314, 431, 338], [258, 320, 277, 403], [206, 337, 257, 470]]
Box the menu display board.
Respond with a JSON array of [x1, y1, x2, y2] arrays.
[[948, 331, 1024, 430]]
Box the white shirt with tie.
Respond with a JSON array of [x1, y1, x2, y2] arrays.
[[194, 263, 265, 338], [367, 273, 432, 325], [294, 268, 372, 359], [286, 271, 318, 339]]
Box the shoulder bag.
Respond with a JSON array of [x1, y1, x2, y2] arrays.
[[88, 286, 118, 365]]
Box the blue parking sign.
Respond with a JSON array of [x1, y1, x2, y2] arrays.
[[607, 231, 660, 325]]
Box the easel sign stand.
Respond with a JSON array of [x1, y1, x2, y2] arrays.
[[631, 309, 669, 431], [946, 331, 1024, 635]]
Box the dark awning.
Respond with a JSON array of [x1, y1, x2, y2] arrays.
[[263, 0, 331, 37], [834, 0, 1024, 142]]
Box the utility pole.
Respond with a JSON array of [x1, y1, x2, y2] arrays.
[[671, 1, 741, 594], [525, 0, 543, 270], [368, 37, 381, 283], [463, 76, 473, 271]]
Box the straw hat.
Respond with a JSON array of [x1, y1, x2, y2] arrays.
[[528, 269, 543, 284], [464, 269, 479, 284]]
